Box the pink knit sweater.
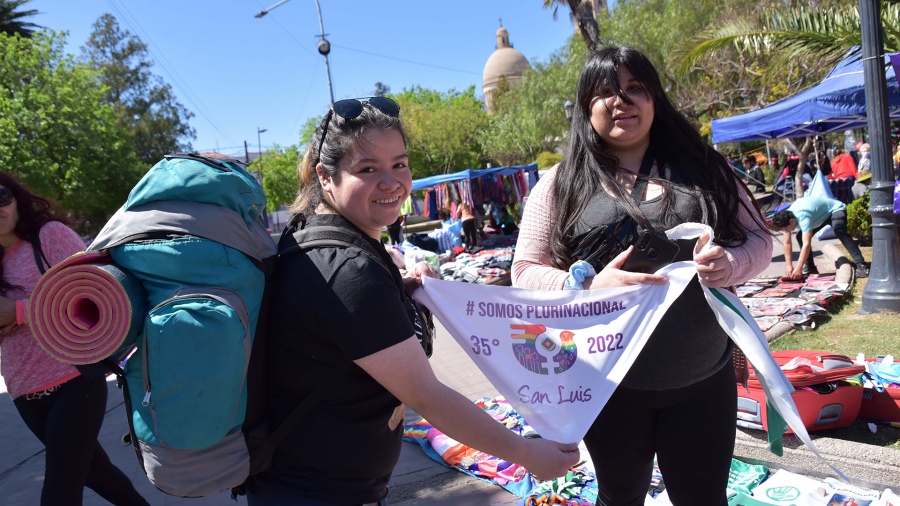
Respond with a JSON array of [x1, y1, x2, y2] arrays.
[[1, 221, 86, 398], [512, 166, 773, 290]]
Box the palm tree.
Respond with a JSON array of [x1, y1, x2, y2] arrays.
[[675, 2, 900, 79], [1, 0, 40, 38], [542, 0, 604, 50]]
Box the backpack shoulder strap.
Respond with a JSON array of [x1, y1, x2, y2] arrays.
[[262, 226, 387, 453], [286, 225, 392, 275], [31, 231, 51, 275]]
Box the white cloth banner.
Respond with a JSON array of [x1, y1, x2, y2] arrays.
[[416, 262, 692, 444], [415, 223, 846, 479]]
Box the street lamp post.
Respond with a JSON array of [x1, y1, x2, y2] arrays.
[[257, 127, 269, 230], [858, 0, 900, 313], [256, 0, 335, 106], [563, 99, 574, 123]]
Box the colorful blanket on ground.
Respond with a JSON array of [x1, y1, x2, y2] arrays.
[[402, 397, 598, 505], [737, 274, 848, 331]]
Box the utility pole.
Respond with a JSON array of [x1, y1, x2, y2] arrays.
[[255, 0, 335, 106], [257, 128, 269, 230], [858, 0, 900, 313], [244, 140, 250, 164]]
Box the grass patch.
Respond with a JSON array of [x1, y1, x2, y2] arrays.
[[766, 246, 900, 450]]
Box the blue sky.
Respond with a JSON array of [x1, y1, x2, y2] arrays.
[[32, 0, 581, 158]]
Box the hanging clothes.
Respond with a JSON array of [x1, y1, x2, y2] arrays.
[[426, 189, 438, 219], [400, 196, 414, 216]]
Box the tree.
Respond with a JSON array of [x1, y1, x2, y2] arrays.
[[484, 36, 587, 165], [0, 0, 39, 38], [82, 14, 195, 165], [672, 0, 877, 196], [374, 82, 390, 97], [248, 144, 302, 213], [542, 0, 603, 50], [676, 2, 897, 83], [392, 86, 489, 177], [588, 0, 828, 137], [0, 31, 143, 232]]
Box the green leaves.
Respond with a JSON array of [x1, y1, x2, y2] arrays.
[[0, 30, 143, 233], [392, 86, 489, 177], [82, 14, 196, 166]]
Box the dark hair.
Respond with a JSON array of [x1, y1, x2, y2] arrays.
[[290, 102, 408, 217], [770, 210, 795, 229], [0, 171, 74, 294], [550, 46, 768, 269], [743, 155, 756, 165]]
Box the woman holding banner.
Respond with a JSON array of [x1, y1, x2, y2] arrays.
[[249, 97, 579, 505], [0, 171, 150, 506], [512, 47, 771, 505]]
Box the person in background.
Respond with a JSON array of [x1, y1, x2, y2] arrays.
[[829, 148, 858, 180], [248, 97, 579, 505], [857, 143, 871, 174], [386, 214, 404, 245], [512, 46, 771, 506], [731, 156, 747, 181], [770, 195, 869, 279], [498, 207, 518, 235], [742, 155, 765, 193], [851, 171, 871, 200], [0, 171, 150, 506], [810, 149, 831, 176], [455, 200, 477, 248]]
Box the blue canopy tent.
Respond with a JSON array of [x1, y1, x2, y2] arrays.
[[411, 163, 539, 191], [711, 52, 900, 144]]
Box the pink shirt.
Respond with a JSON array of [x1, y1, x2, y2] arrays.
[[1, 221, 86, 398], [512, 166, 773, 290]]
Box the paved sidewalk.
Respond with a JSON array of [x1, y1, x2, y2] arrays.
[[0, 232, 895, 505]]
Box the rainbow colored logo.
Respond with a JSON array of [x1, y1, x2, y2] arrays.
[[510, 324, 578, 375]]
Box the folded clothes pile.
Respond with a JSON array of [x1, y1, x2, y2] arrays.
[[735, 275, 848, 332], [439, 247, 515, 285]]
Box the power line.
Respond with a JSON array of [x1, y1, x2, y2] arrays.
[[332, 43, 482, 76], [104, 0, 237, 146]]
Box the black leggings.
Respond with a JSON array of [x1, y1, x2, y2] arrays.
[[13, 374, 149, 506], [461, 218, 477, 247], [583, 357, 736, 506]]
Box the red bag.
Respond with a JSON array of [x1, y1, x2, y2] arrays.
[[738, 350, 865, 433]]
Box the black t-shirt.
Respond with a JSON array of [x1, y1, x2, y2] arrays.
[[250, 214, 415, 503]]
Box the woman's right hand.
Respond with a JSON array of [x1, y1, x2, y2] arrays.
[[521, 438, 581, 481], [583, 246, 668, 289]]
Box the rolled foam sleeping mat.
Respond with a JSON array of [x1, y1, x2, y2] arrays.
[[28, 251, 148, 365]]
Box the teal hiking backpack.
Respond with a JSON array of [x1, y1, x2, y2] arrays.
[[88, 153, 277, 497]]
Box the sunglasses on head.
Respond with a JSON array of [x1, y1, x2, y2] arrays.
[[315, 97, 401, 164], [0, 188, 13, 207]]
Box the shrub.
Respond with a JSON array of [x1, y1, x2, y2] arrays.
[[846, 193, 871, 241], [536, 151, 563, 169]]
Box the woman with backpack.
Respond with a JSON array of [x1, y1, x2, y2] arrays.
[[0, 171, 150, 506], [511, 47, 771, 505], [248, 97, 579, 505]]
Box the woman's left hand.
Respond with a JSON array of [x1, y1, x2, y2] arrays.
[[694, 234, 732, 288], [402, 261, 440, 295]]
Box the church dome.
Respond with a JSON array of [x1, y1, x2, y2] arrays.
[[482, 26, 530, 113], [482, 27, 530, 89]]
